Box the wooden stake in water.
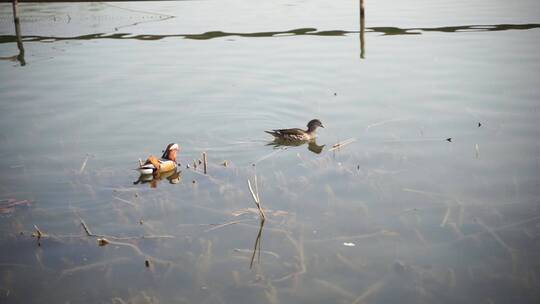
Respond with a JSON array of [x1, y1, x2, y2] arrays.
[[359, 0, 366, 58], [12, 0, 25, 66], [202, 152, 208, 174]]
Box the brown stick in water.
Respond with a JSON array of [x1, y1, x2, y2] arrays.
[[202, 152, 208, 174]]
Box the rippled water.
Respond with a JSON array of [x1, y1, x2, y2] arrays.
[[1, 1, 539, 303]]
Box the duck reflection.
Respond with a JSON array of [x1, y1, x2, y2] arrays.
[[133, 169, 181, 188], [267, 138, 325, 154]]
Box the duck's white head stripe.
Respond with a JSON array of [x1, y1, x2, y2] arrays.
[[169, 143, 179, 151]]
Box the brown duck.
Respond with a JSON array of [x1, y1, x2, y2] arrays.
[[265, 119, 324, 141]]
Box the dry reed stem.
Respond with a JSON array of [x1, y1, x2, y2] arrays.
[[402, 188, 449, 199], [456, 200, 465, 227], [248, 178, 266, 220], [80, 218, 173, 240], [274, 230, 306, 283], [236, 222, 290, 235], [254, 174, 260, 202], [60, 257, 131, 277], [79, 154, 90, 174], [414, 228, 428, 246], [442, 215, 540, 247], [305, 230, 396, 244], [440, 205, 451, 227], [112, 196, 137, 208], [313, 278, 355, 300], [204, 219, 252, 232], [195, 239, 213, 287], [476, 219, 514, 254], [264, 282, 280, 304], [233, 248, 280, 259], [351, 279, 386, 304], [447, 222, 464, 238]]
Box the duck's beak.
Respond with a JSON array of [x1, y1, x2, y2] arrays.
[[320, 124, 325, 128]]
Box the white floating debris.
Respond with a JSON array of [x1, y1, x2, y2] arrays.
[[343, 242, 356, 247]]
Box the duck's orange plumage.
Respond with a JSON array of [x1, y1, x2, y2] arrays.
[[139, 143, 180, 175]]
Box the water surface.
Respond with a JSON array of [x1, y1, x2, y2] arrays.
[[1, 1, 539, 303]]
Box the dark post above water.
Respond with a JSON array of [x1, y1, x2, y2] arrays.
[[359, 0, 365, 58], [12, 0, 26, 65]]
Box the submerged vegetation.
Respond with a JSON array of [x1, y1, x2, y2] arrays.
[[1, 136, 539, 303]]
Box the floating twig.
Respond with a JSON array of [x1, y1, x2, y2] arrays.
[[328, 138, 356, 152]]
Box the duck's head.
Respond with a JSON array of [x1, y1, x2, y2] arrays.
[[162, 143, 180, 162], [307, 119, 324, 132]]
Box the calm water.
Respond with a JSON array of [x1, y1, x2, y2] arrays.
[[1, 1, 540, 303]]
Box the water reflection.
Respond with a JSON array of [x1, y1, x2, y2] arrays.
[[267, 138, 325, 154], [133, 168, 181, 188], [1, 23, 538, 44], [249, 218, 265, 269], [2, 22, 539, 66]]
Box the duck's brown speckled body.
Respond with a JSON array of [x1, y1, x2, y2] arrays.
[[265, 119, 324, 141]]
